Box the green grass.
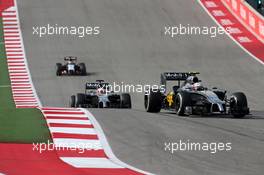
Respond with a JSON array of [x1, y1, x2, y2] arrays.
[[0, 18, 52, 143]]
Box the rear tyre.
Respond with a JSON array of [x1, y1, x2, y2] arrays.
[[175, 91, 191, 116], [145, 90, 162, 113], [56, 63, 62, 76], [79, 63, 87, 75], [70, 95, 76, 108], [120, 93, 132, 108], [76, 93, 86, 107], [230, 92, 249, 118]]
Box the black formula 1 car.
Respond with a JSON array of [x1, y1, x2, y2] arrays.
[[70, 80, 132, 108], [56, 56, 86, 76], [144, 72, 250, 118]]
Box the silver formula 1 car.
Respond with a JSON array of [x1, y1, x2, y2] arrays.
[[144, 72, 250, 118], [70, 80, 131, 108], [56, 56, 86, 76]]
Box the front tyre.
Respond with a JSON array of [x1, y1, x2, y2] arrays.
[[175, 91, 191, 116], [79, 63, 87, 75], [145, 90, 162, 113], [70, 95, 76, 108], [120, 93, 132, 108], [76, 93, 86, 108], [230, 92, 249, 118], [56, 63, 62, 76]]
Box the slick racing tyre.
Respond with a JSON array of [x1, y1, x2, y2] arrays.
[[120, 93, 132, 108], [145, 90, 162, 113], [76, 93, 86, 107], [79, 63, 87, 75], [175, 91, 191, 116], [70, 95, 76, 108], [56, 63, 62, 76], [230, 92, 249, 118]]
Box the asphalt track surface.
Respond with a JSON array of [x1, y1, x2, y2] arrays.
[[18, 0, 264, 174]]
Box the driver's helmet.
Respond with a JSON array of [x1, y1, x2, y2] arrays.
[[186, 76, 199, 84], [97, 87, 106, 95], [192, 82, 203, 91]]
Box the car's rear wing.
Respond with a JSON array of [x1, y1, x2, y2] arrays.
[[85, 82, 110, 90], [86, 83, 100, 90], [161, 72, 200, 88], [64, 56, 77, 61]]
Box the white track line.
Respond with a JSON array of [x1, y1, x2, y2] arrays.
[[47, 119, 91, 125], [49, 127, 97, 135], [44, 114, 86, 118], [60, 157, 124, 168]]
